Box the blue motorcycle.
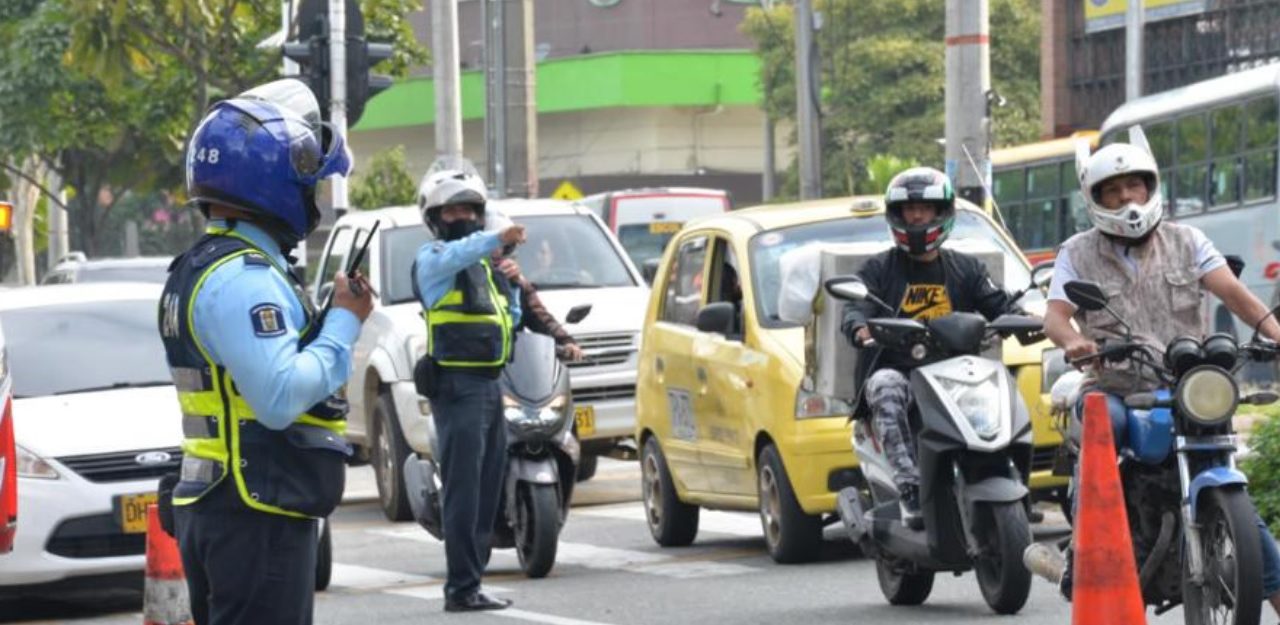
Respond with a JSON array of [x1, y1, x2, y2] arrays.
[[1060, 279, 1272, 625]]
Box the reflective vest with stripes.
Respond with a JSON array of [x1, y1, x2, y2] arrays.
[[158, 232, 349, 519], [416, 257, 514, 368]]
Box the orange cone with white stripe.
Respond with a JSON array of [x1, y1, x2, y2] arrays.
[[143, 504, 193, 625], [1072, 392, 1146, 625]]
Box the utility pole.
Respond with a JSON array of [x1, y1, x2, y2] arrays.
[[1125, 0, 1144, 101], [45, 175, 67, 267], [282, 0, 298, 75], [794, 0, 822, 200], [483, 0, 537, 198], [763, 116, 776, 201], [944, 0, 992, 210], [432, 0, 464, 160], [328, 0, 349, 211]]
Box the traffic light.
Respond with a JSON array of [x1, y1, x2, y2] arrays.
[[0, 201, 12, 234], [282, 28, 330, 119], [282, 0, 395, 127], [346, 40, 394, 128]]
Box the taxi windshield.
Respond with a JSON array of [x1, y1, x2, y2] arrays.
[[748, 211, 1037, 328], [1, 299, 172, 397]]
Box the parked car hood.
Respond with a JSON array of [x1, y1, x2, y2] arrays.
[[14, 386, 183, 458]]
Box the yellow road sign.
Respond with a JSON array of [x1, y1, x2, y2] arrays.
[[551, 181, 584, 201]]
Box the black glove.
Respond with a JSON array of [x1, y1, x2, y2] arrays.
[[157, 472, 179, 538]]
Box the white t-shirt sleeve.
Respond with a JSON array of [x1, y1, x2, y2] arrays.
[[1190, 227, 1227, 277], [1047, 250, 1079, 306]]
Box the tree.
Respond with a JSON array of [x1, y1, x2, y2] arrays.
[[0, 0, 427, 260], [742, 0, 1042, 199], [349, 145, 418, 210]]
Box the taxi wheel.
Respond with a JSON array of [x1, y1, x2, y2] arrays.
[[642, 437, 699, 546], [372, 391, 413, 522], [757, 445, 822, 563]]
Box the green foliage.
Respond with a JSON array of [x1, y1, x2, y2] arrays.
[[349, 145, 418, 210], [1242, 405, 1280, 534], [742, 0, 1042, 199], [855, 154, 920, 195]]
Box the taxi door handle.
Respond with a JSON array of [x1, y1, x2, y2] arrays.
[[696, 367, 708, 394], [655, 357, 665, 383]]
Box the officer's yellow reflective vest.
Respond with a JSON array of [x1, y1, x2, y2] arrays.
[[422, 258, 514, 368], [159, 230, 348, 519]]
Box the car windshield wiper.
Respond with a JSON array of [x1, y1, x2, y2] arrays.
[[533, 282, 602, 290], [53, 381, 173, 395]]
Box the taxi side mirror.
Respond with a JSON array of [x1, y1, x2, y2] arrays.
[[695, 302, 735, 335]]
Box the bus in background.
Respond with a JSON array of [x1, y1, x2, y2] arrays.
[[991, 131, 1099, 265], [0, 321, 15, 554], [580, 187, 731, 280], [1101, 62, 1280, 339]]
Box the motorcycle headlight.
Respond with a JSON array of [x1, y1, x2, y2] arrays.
[[504, 394, 570, 433], [16, 444, 59, 479], [936, 375, 1003, 440], [1176, 366, 1237, 426]]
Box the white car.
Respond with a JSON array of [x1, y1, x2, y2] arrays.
[[0, 283, 183, 586], [314, 200, 650, 521]]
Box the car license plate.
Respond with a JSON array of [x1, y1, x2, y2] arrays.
[[116, 492, 158, 534], [575, 405, 596, 437], [649, 222, 683, 235]]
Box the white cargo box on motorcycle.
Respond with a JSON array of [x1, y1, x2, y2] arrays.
[[779, 239, 1006, 401]]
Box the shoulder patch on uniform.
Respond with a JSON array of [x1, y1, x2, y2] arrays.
[[249, 303, 287, 337], [243, 253, 271, 268]]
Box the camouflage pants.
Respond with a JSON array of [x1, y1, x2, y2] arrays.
[[865, 369, 918, 489]]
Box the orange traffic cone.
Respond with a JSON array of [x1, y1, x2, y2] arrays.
[[143, 504, 193, 625], [1072, 392, 1146, 625]]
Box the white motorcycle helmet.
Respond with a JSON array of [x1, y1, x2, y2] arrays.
[[416, 156, 488, 238], [1076, 126, 1164, 241]]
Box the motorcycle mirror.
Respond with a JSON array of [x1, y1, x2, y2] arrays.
[[1063, 280, 1108, 312], [824, 277, 869, 302], [566, 303, 592, 325], [1243, 391, 1280, 406], [1030, 260, 1055, 289], [1225, 255, 1245, 279]]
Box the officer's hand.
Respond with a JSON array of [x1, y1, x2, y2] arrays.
[[500, 224, 526, 247], [563, 343, 586, 362], [1064, 337, 1098, 368], [497, 258, 522, 281], [333, 272, 374, 322]]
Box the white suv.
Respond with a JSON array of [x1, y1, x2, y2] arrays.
[[314, 200, 649, 521]]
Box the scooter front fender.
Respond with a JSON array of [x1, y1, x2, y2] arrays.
[[963, 476, 1029, 506], [402, 453, 444, 540]]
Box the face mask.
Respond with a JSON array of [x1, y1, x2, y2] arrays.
[[442, 219, 481, 241]]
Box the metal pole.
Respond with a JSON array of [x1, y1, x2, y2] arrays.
[[328, 0, 349, 210], [794, 0, 821, 200], [1125, 0, 1144, 101], [763, 115, 776, 201], [945, 0, 991, 209], [282, 0, 298, 75], [484, 0, 508, 197], [46, 173, 67, 267], [432, 0, 463, 159], [507, 0, 536, 198]]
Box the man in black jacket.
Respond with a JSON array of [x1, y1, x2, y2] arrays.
[[840, 167, 1019, 528]]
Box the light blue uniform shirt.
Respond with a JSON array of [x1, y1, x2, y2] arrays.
[[193, 220, 362, 430], [414, 230, 522, 327]]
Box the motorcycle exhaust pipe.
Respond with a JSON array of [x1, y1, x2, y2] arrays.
[[1023, 542, 1066, 584]]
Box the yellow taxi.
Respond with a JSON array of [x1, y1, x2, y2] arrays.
[[635, 196, 1067, 563]]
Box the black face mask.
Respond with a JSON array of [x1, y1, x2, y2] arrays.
[[441, 219, 482, 241]]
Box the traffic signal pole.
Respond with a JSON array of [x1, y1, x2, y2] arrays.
[[327, 0, 349, 211], [944, 0, 991, 210]]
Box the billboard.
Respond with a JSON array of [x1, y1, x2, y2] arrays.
[[1084, 0, 1208, 34]]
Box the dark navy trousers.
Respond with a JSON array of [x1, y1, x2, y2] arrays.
[[430, 368, 508, 601], [174, 482, 318, 625]]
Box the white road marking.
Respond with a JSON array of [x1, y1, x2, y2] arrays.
[[384, 584, 511, 601], [497, 608, 622, 625], [575, 502, 764, 538]]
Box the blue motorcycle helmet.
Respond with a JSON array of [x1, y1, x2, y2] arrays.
[[185, 79, 351, 251]]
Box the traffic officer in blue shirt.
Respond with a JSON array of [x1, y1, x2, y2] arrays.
[[412, 165, 524, 612], [157, 78, 373, 625]]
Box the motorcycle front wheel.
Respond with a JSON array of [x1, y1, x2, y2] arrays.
[[515, 482, 561, 579], [973, 501, 1033, 615], [1182, 488, 1263, 625]]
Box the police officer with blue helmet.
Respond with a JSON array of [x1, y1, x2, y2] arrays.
[[157, 78, 373, 625], [412, 161, 525, 612]]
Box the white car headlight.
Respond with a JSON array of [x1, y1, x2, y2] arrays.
[[795, 385, 854, 419], [16, 444, 59, 479], [1176, 366, 1237, 426], [936, 376, 1003, 440]]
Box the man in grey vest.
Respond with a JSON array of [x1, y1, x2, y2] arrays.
[[1043, 127, 1280, 614]]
